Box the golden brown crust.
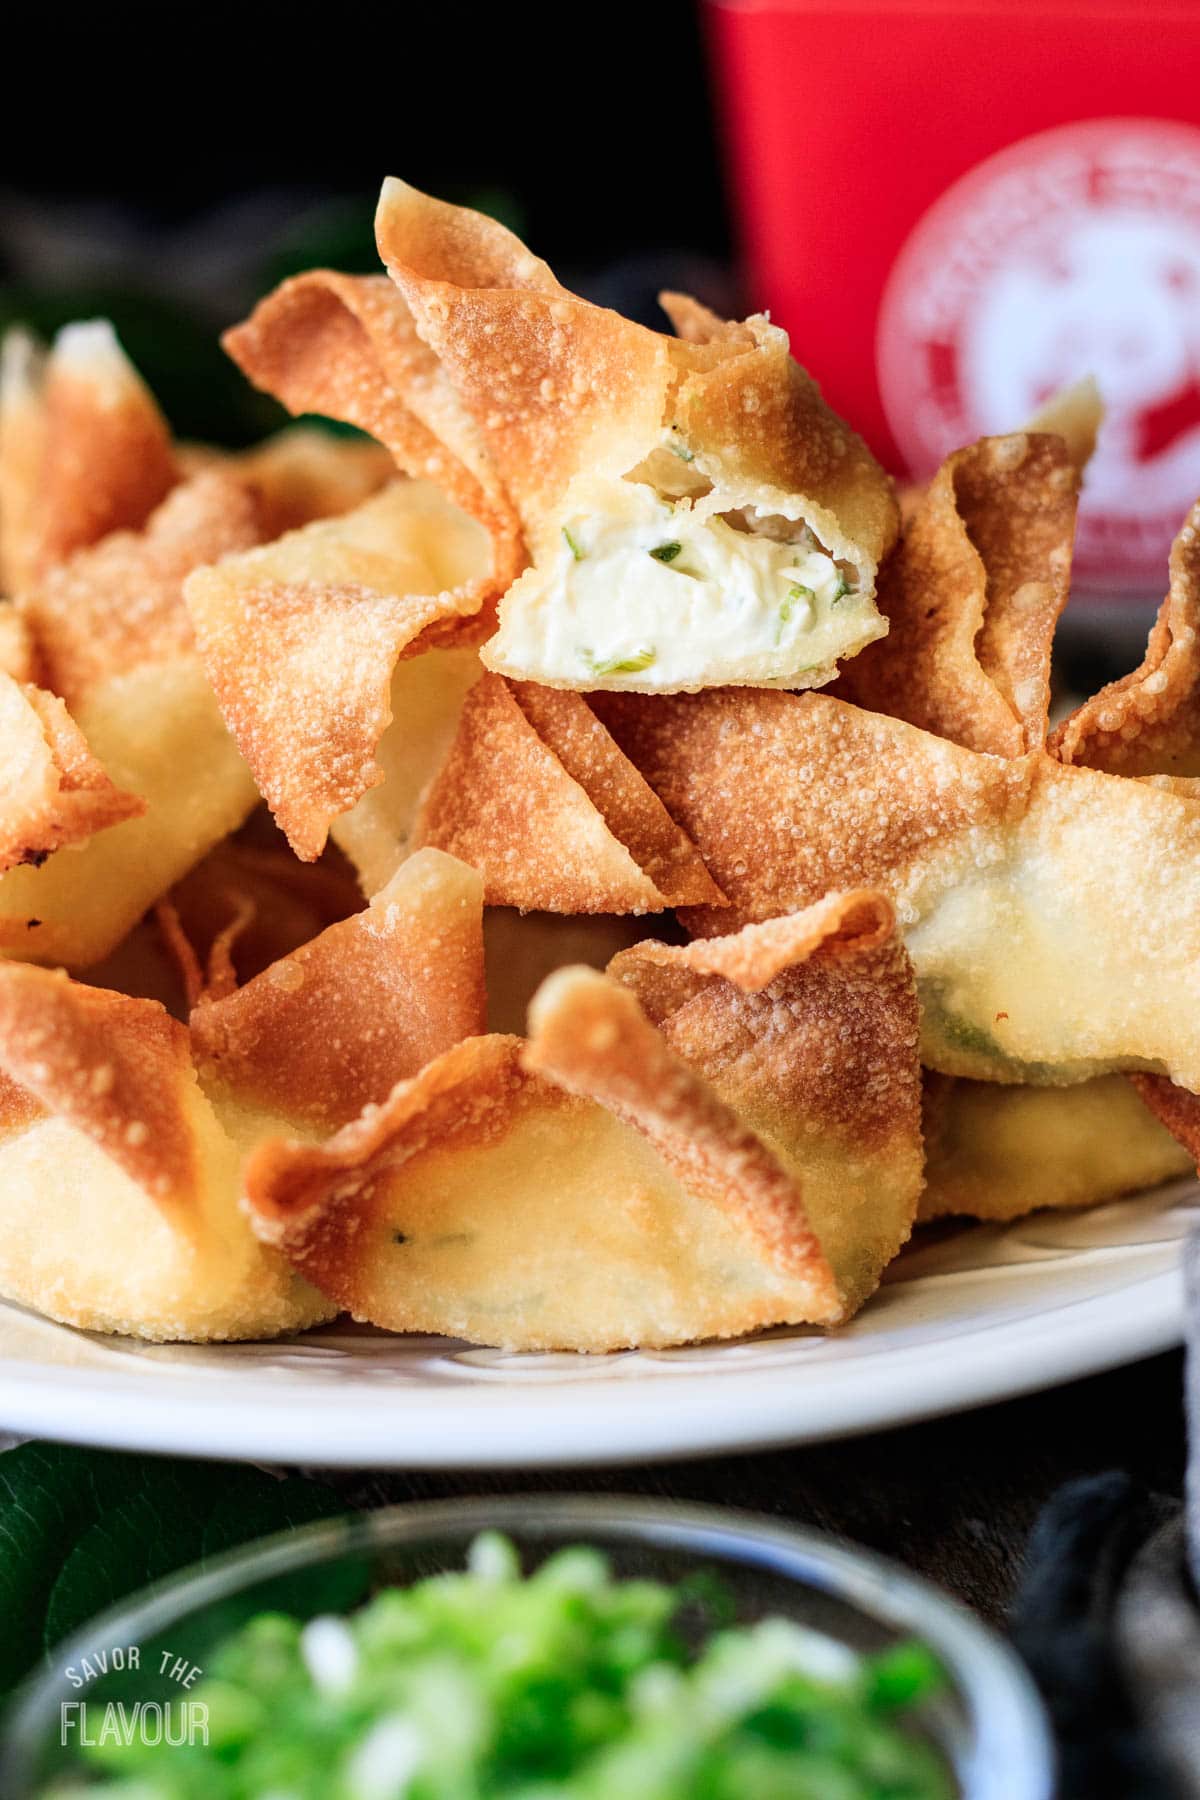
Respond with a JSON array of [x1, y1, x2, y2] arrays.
[[244, 1033, 533, 1243], [414, 672, 724, 912], [594, 688, 1028, 934], [19, 470, 264, 711], [222, 270, 522, 568], [184, 482, 497, 860], [836, 434, 1077, 756], [604, 898, 923, 1302], [190, 849, 485, 1130], [0, 604, 35, 682], [0, 963, 198, 1215], [377, 180, 674, 545], [1051, 499, 1200, 775], [377, 183, 896, 593], [0, 676, 144, 872], [525, 966, 836, 1295], [0, 322, 177, 593]]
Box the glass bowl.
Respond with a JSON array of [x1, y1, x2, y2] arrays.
[[2, 1494, 1053, 1798]]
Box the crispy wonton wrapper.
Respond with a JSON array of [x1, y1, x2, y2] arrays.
[[184, 481, 496, 861], [1044, 499, 1200, 1159], [413, 671, 725, 914], [0, 848, 483, 1339], [0, 322, 177, 594], [835, 432, 1078, 756], [223, 270, 522, 563], [0, 674, 143, 873], [1051, 497, 1200, 777], [1, 472, 265, 967], [596, 686, 1200, 1089], [919, 1072, 1191, 1223], [243, 891, 922, 1350], [375, 179, 897, 693]]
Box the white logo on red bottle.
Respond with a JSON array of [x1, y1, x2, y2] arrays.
[[877, 119, 1200, 593]]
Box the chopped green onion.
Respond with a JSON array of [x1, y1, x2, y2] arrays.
[[669, 437, 695, 463], [562, 525, 585, 561], [788, 583, 816, 603], [832, 573, 851, 602], [649, 542, 683, 563], [584, 646, 657, 676]]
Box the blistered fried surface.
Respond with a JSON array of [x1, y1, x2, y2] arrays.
[[599, 688, 1200, 1090], [1052, 499, 1200, 776], [837, 434, 1077, 756], [414, 672, 723, 912], [223, 270, 521, 561], [0, 675, 143, 872], [20, 470, 263, 710], [243, 894, 921, 1348], [0, 963, 198, 1211], [190, 850, 484, 1130], [0, 322, 178, 593], [376, 181, 896, 609], [184, 482, 496, 860]]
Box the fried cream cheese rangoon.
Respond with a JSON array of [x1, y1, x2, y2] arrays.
[[411, 671, 725, 914], [206, 273, 529, 882], [1, 472, 266, 968], [243, 891, 923, 1351], [594, 684, 1200, 1092], [184, 482, 497, 864], [375, 180, 898, 693], [918, 1073, 1191, 1223], [0, 320, 178, 595], [0, 850, 484, 1339]]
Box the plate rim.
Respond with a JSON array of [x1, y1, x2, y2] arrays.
[[0, 1263, 1181, 1467]]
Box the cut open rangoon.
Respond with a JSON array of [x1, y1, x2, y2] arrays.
[[0, 849, 484, 1338], [243, 890, 923, 1350], [375, 179, 898, 693]]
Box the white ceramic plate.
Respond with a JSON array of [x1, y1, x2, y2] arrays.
[[0, 1177, 1194, 1468]]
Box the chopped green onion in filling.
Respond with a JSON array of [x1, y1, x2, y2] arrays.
[[832, 573, 851, 602], [562, 525, 585, 561], [583, 646, 658, 676], [649, 541, 683, 564]]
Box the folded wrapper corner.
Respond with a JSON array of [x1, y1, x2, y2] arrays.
[[596, 686, 1200, 1092], [0, 848, 484, 1339], [0, 320, 177, 595], [412, 670, 726, 913], [222, 269, 523, 577], [835, 431, 1079, 756], [242, 890, 923, 1351], [1, 472, 268, 967], [375, 178, 898, 694]]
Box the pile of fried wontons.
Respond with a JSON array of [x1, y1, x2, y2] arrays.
[[2, 182, 1199, 1352]]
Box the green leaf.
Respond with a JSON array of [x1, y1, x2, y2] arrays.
[[0, 1444, 344, 1697]]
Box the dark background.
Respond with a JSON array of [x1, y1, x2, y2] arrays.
[[1, 3, 733, 442]]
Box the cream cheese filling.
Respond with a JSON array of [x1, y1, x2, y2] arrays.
[[484, 466, 883, 692]]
